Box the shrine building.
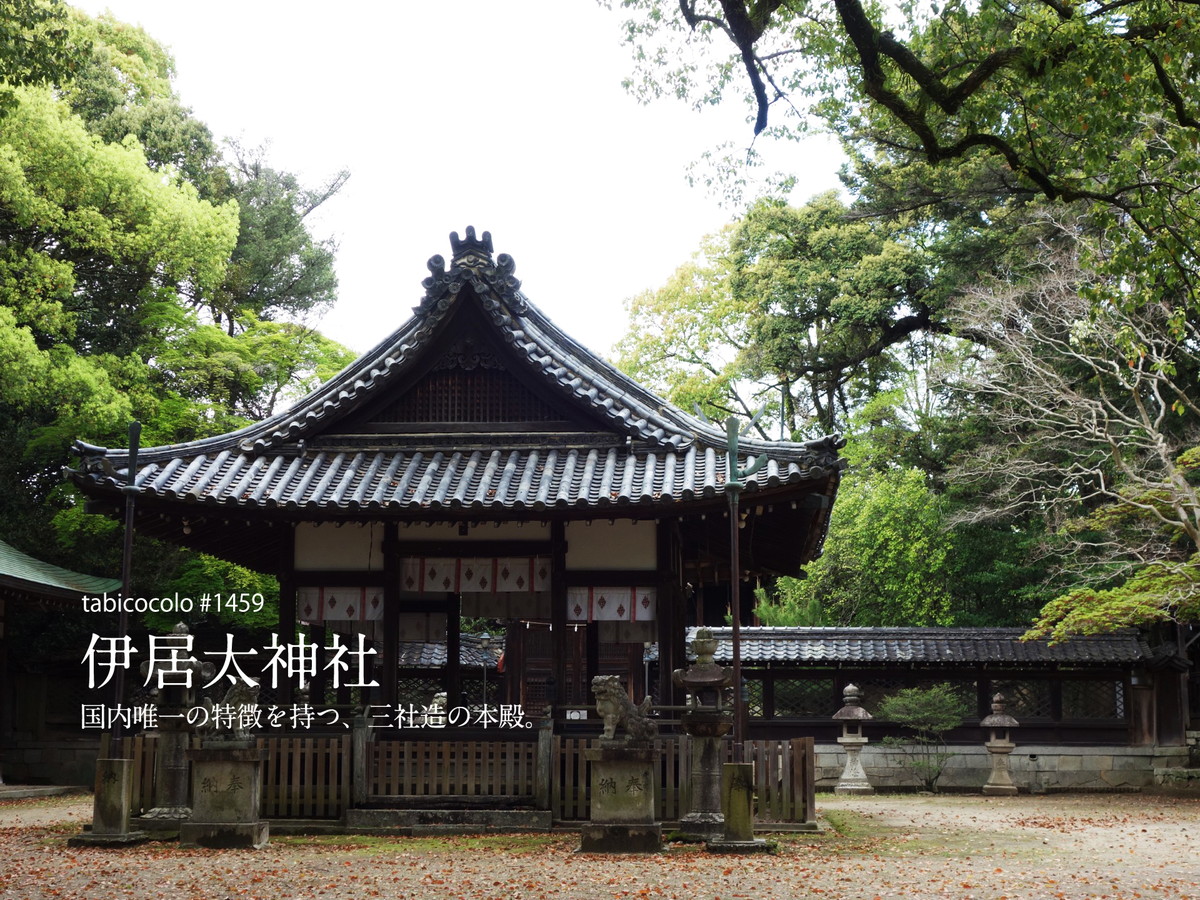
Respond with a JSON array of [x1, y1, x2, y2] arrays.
[[70, 228, 845, 715]]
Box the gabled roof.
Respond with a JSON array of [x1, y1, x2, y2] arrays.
[[69, 229, 843, 525], [686, 627, 1151, 667]]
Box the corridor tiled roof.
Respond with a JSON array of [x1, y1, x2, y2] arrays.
[[396, 633, 501, 669], [688, 627, 1151, 666]]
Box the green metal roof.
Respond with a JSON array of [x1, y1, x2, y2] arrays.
[[0, 539, 120, 601]]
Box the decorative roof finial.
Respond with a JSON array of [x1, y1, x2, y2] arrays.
[[420, 227, 526, 316], [450, 226, 494, 267]]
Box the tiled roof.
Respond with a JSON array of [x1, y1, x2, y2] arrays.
[[397, 633, 501, 669], [69, 444, 838, 513], [0, 538, 121, 601], [685, 627, 1151, 666], [69, 229, 843, 517]]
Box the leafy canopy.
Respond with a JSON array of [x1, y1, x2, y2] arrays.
[[610, 0, 1200, 318]]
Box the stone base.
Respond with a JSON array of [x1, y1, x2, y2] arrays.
[[68, 829, 148, 847], [834, 782, 874, 795], [982, 784, 1019, 796], [677, 811, 724, 841], [344, 808, 553, 832], [131, 814, 188, 840], [706, 837, 777, 854], [578, 823, 663, 854], [179, 820, 269, 849]]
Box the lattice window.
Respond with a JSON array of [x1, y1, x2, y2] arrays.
[[745, 676, 765, 717], [460, 676, 501, 707], [1062, 679, 1125, 720], [915, 678, 977, 714], [375, 369, 560, 424], [524, 678, 548, 715], [855, 677, 908, 710], [773, 677, 836, 717], [396, 676, 443, 708], [992, 679, 1053, 719]]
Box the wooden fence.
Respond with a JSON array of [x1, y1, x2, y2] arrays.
[[551, 735, 815, 824], [368, 740, 537, 799], [112, 731, 814, 826], [261, 735, 351, 818], [117, 733, 351, 819]]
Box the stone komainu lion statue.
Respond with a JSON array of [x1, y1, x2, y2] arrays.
[[592, 675, 657, 742], [199, 678, 261, 741]]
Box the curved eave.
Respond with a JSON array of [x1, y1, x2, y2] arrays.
[[70, 443, 842, 518]]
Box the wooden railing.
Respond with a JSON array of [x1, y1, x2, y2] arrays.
[[112, 730, 814, 826], [117, 733, 351, 819], [550, 735, 815, 824], [262, 735, 351, 818], [369, 739, 537, 799]]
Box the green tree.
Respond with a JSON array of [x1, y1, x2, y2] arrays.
[[62, 11, 225, 197], [787, 468, 957, 626], [0, 7, 349, 617], [611, 0, 1200, 318], [753, 577, 824, 626], [59, 15, 348, 335], [615, 226, 755, 423], [876, 684, 969, 791], [156, 317, 355, 420], [945, 242, 1200, 637], [0, 84, 238, 448], [0, 0, 87, 110], [617, 193, 959, 437], [208, 144, 347, 333], [732, 193, 947, 435], [618, 199, 1058, 627]]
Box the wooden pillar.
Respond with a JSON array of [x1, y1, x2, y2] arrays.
[[502, 622, 518, 706], [446, 591, 462, 706], [550, 521, 567, 714], [310, 622, 327, 706], [506, 623, 521, 708], [1156, 667, 1188, 746], [278, 526, 297, 706], [656, 519, 684, 707], [585, 623, 599, 704], [1130, 676, 1156, 746], [382, 522, 399, 709]]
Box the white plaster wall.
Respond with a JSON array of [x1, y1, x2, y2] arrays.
[[396, 522, 550, 541], [565, 520, 656, 570], [294, 522, 384, 571]]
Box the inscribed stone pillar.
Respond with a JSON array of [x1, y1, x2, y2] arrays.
[[69, 758, 147, 846]]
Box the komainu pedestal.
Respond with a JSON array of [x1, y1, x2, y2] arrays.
[[179, 741, 268, 849], [579, 744, 662, 853], [69, 758, 147, 846]]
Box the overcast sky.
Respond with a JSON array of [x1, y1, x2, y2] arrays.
[[73, 1, 844, 357]]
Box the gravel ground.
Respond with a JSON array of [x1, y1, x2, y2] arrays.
[[1, 792, 1197, 899]]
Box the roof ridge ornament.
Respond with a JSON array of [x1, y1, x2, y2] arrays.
[[450, 226, 493, 266], [420, 227, 527, 315]]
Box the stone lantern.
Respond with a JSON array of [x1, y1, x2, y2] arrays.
[[672, 627, 733, 841], [980, 693, 1019, 796], [135, 623, 215, 837], [832, 683, 873, 795]]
